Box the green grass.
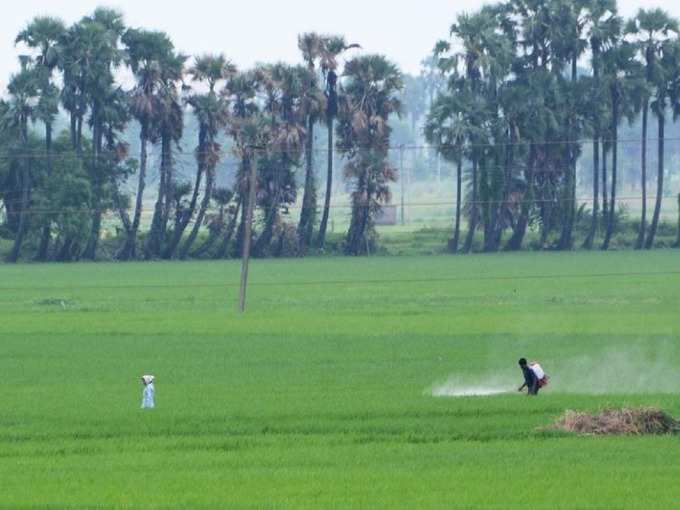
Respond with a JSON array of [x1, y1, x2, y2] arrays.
[[1, 251, 680, 509]]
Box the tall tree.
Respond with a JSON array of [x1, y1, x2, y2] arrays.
[[119, 28, 178, 260], [251, 63, 306, 257], [2, 67, 38, 262], [155, 58, 191, 260], [668, 42, 680, 249], [425, 86, 469, 253], [626, 9, 678, 249], [118, 28, 166, 260], [601, 41, 642, 250], [556, 0, 589, 250], [296, 33, 326, 254], [316, 36, 360, 249], [177, 55, 236, 259], [78, 8, 126, 260], [15, 16, 66, 260], [583, 0, 621, 249], [223, 71, 265, 257], [337, 55, 403, 255]]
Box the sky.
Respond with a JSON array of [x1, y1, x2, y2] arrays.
[[2, 0, 680, 92]]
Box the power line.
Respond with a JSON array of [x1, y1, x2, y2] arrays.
[[1, 195, 677, 217], [3, 135, 680, 160]]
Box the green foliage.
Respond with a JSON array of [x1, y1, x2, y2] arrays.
[[4, 2, 680, 263], [338, 55, 403, 255]]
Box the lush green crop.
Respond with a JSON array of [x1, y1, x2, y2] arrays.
[[1, 251, 679, 509]]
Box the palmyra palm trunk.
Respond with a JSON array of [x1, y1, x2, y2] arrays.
[[557, 57, 579, 251], [583, 135, 600, 250], [675, 194, 680, 248], [164, 163, 203, 259], [635, 104, 648, 249], [345, 161, 371, 256], [298, 116, 316, 253], [449, 154, 463, 253], [463, 157, 479, 253], [70, 114, 77, 151], [160, 136, 175, 241], [316, 116, 334, 248], [601, 142, 608, 221], [345, 198, 371, 255], [36, 122, 53, 261], [119, 127, 148, 261], [602, 95, 619, 251], [254, 204, 278, 257], [191, 206, 227, 259], [6, 159, 30, 263], [217, 199, 241, 259], [180, 164, 215, 259], [83, 109, 102, 260], [645, 113, 665, 249], [557, 153, 577, 250], [145, 138, 170, 259], [505, 145, 535, 252]]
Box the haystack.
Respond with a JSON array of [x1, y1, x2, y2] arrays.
[[550, 408, 680, 435]]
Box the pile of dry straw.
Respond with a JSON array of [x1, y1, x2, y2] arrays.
[[550, 408, 680, 435]]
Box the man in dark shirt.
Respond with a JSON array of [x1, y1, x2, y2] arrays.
[[518, 358, 539, 395]]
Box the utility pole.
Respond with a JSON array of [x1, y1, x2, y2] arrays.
[[400, 145, 405, 225], [239, 149, 258, 313]]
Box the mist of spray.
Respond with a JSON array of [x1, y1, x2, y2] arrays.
[[552, 346, 680, 395], [430, 375, 516, 398]]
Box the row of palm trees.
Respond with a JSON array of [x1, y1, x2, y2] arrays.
[[426, 0, 680, 252], [0, 9, 403, 262]]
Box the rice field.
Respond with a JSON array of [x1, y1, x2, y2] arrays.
[[1, 251, 680, 509]]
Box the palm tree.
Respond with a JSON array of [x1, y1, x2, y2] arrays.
[[252, 63, 306, 257], [177, 55, 236, 259], [626, 9, 678, 249], [3, 67, 39, 262], [667, 42, 680, 249], [316, 36, 360, 249], [15, 16, 66, 260], [58, 25, 87, 152], [582, 0, 621, 249], [223, 70, 265, 257], [337, 55, 403, 255], [601, 41, 642, 250], [151, 63, 187, 260], [425, 89, 468, 253], [556, 0, 589, 250], [297, 33, 326, 254], [448, 9, 499, 253], [79, 8, 126, 260], [119, 28, 176, 260]]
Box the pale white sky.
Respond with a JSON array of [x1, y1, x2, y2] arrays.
[[2, 0, 680, 92]]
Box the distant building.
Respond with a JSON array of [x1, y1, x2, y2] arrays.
[[375, 205, 397, 226]]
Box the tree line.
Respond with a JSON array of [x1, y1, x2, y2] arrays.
[[1, 2, 680, 264], [0, 9, 402, 262], [426, 0, 680, 253]]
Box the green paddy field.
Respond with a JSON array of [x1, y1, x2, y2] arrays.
[[1, 251, 679, 509]]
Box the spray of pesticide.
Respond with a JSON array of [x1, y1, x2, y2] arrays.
[[429, 344, 680, 398]]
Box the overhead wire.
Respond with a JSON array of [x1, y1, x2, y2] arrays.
[[2, 135, 680, 161], [1, 195, 674, 217]]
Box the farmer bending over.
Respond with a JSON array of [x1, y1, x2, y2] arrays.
[[518, 358, 540, 395]]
